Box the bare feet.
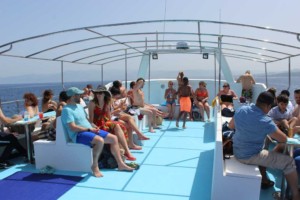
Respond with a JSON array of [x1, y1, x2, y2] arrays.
[[138, 135, 150, 140], [149, 128, 156, 133], [91, 166, 103, 178], [176, 121, 179, 127], [118, 164, 134, 171], [129, 144, 142, 150], [182, 126, 186, 129]]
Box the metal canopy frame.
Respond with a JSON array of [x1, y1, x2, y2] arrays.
[[1, 19, 300, 89]]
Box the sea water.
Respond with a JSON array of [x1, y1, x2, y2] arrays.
[[0, 76, 299, 117], [0, 81, 107, 117]]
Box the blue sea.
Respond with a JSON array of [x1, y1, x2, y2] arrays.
[[0, 76, 299, 117], [0, 81, 108, 117]]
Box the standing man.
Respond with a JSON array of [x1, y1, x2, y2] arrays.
[[236, 70, 256, 102], [292, 89, 300, 126], [61, 87, 133, 177], [229, 91, 299, 199]]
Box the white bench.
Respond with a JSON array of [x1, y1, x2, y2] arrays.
[[211, 106, 262, 200], [33, 116, 92, 172]]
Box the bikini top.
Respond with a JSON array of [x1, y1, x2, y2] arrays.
[[196, 90, 208, 98], [220, 94, 233, 103]]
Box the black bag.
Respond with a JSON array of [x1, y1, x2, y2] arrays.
[[222, 121, 235, 159], [98, 144, 118, 169], [221, 108, 235, 117], [192, 111, 202, 121]]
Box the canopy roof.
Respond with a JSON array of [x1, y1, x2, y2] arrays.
[[1, 20, 300, 67]]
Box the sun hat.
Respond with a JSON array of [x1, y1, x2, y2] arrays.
[[92, 85, 112, 97], [66, 87, 84, 97]]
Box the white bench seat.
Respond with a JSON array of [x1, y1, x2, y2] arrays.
[[33, 116, 92, 172], [211, 106, 261, 200]]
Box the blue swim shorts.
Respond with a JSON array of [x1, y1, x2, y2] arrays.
[[76, 130, 109, 147]]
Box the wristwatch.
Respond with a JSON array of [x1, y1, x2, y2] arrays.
[[87, 128, 91, 132]]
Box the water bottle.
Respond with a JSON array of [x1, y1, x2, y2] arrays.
[[24, 111, 29, 121]]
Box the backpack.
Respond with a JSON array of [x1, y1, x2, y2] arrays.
[[222, 121, 235, 159], [98, 144, 118, 169], [98, 144, 125, 169]]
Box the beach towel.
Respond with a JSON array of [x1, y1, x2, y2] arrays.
[[179, 97, 191, 112]]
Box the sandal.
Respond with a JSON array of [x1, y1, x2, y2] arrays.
[[261, 179, 274, 189], [126, 162, 140, 170]]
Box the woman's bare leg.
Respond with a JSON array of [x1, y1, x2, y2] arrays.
[[120, 114, 149, 140], [113, 124, 135, 159], [204, 102, 210, 121], [104, 134, 134, 171]]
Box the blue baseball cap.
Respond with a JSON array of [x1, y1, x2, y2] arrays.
[[66, 87, 84, 97]]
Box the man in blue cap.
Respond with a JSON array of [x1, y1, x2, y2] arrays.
[[61, 87, 134, 177]]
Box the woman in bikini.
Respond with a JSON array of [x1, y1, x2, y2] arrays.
[[164, 81, 177, 119], [217, 82, 238, 117], [194, 81, 210, 122], [88, 85, 136, 161]]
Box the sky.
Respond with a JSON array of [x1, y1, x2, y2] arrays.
[[1, 0, 300, 84]]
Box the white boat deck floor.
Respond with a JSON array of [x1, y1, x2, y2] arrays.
[[0, 119, 283, 200]]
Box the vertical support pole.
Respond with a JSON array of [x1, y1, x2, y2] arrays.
[[125, 49, 128, 90], [264, 63, 268, 88], [198, 21, 202, 53], [148, 53, 151, 103], [288, 57, 291, 90], [101, 64, 104, 86], [61, 61, 65, 90], [218, 36, 222, 92], [214, 52, 217, 97], [145, 37, 148, 50]]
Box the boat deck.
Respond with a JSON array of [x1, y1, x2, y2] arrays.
[[0, 119, 283, 200]]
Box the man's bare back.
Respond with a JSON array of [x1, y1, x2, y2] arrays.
[[178, 85, 192, 97]]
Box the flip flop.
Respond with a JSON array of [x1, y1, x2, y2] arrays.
[[126, 162, 140, 170]]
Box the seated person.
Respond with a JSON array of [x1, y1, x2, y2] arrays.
[[41, 89, 57, 113], [164, 81, 177, 120], [194, 81, 210, 122], [280, 89, 294, 112], [268, 94, 299, 136], [267, 87, 277, 108], [88, 85, 136, 161], [217, 82, 238, 117], [0, 107, 26, 167], [41, 89, 57, 130], [23, 93, 39, 118], [229, 91, 300, 198], [109, 87, 149, 141], [111, 80, 127, 98], [61, 87, 134, 177]]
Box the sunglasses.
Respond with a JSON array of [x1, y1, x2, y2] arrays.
[[223, 85, 229, 88]]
